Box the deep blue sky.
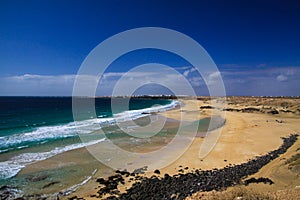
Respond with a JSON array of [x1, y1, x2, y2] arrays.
[[1, 0, 300, 96]]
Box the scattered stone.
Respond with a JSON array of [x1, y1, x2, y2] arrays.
[[164, 173, 171, 179], [244, 177, 274, 185], [100, 134, 298, 200], [96, 178, 106, 184], [97, 174, 125, 197], [141, 112, 150, 114], [280, 109, 293, 113], [200, 106, 215, 109], [132, 166, 148, 174], [268, 109, 279, 115], [276, 119, 284, 123], [106, 195, 119, 200], [115, 170, 130, 176], [154, 169, 160, 174], [241, 107, 261, 113], [68, 196, 84, 200], [223, 108, 241, 112]]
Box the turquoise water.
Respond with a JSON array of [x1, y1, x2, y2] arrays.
[[0, 97, 177, 180]]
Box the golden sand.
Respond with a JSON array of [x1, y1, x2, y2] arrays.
[[19, 97, 300, 199]]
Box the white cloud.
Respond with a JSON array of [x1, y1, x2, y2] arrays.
[[188, 76, 203, 87], [2, 66, 300, 96], [276, 74, 288, 82], [208, 71, 221, 79], [8, 74, 76, 83], [0, 71, 201, 96], [206, 71, 222, 86], [174, 66, 191, 70], [1, 74, 77, 96], [183, 67, 197, 77], [220, 65, 300, 96], [183, 70, 189, 77]]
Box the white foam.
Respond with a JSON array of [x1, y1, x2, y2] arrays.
[[0, 138, 105, 179], [59, 169, 97, 196], [113, 100, 179, 122], [0, 100, 178, 151], [0, 123, 76, 149], [16, 145, 29, 149], [0, 100, 179, 179], [0, 119, 101, 150], [0, 149, 10, 153]]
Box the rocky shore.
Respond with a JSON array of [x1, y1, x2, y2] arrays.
[[69, 134, 298, 200]]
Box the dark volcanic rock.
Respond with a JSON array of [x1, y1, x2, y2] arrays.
[[68, 196, 85, 200], [241, 107, 261, 113], [244, 177, 274, 185], [97, 174, 125, 197], [268, 109, 279, 114], [132, 166, 148, 174], [115, 170, 130, 177], [223, 108, 241, 112], [280, 109, 293, 113], [200, 106, 215, 109], [102, 134, 298, 200], [96, 178, 106, 184]]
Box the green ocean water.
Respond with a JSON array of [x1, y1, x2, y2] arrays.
[[0, 97, 176, 180], [0, 97, 225, 198]]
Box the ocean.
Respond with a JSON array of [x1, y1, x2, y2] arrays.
[[0, 97, 178, 195], [0, 97, 225, 198]]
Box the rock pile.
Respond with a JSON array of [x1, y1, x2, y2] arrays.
[[244, 177, 274, 185], [100, 134, 298, 200], [222, 107, 280, 114]]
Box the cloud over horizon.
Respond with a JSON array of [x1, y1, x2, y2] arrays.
[[1, 66, 300, 96]]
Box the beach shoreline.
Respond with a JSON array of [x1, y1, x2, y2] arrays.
[[66, 97, 300, 199], [2, 97, 300, 199]]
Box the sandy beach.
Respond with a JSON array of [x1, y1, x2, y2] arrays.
[[2, 1, 300, 199], [11, 97, 300, 199]]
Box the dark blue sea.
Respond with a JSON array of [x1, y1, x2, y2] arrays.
[[0, 97, 177, 180]]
